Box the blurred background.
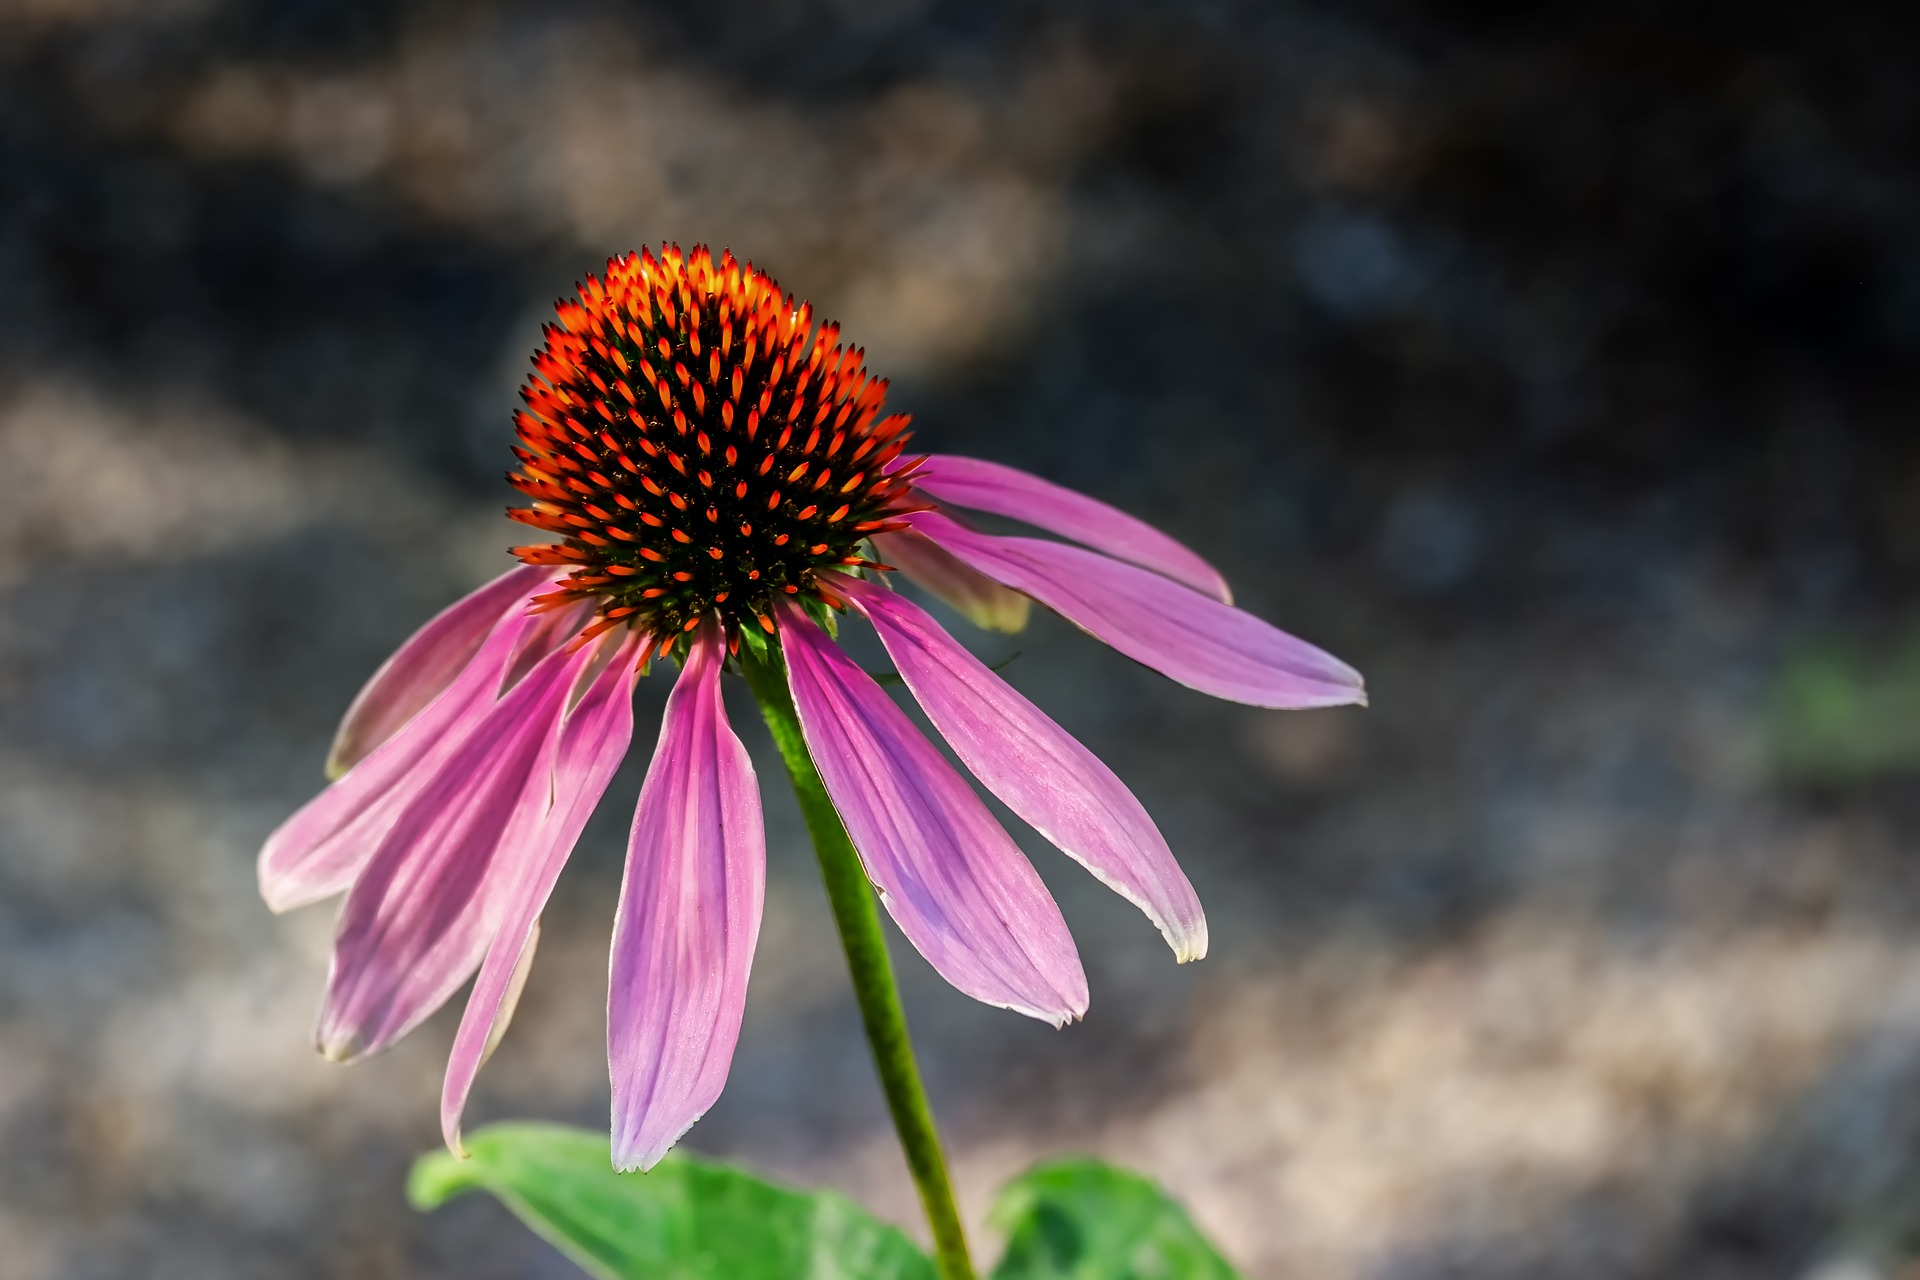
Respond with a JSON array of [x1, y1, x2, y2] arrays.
[[3, 1, 1919, 1276]]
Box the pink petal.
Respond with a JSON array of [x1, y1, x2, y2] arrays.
[[500, 597, 598, 693], [326, 565, 552, 779], [481, 917, 541, 1069], [314, 636, 598, 1062], [607, 623, 765, 1171], [838, 577, 1206, 962], [908, 511, 1366, 710], [914, 454, 1233, 604], [440, 629, 644, 1155], [258, 595, 557, 915], [778, 602, 1087, 1024], [872, 528, 1030, 634]]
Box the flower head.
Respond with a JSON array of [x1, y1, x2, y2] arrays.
[[505, 245, 921, 646], [261, 245, 1364, 1172]]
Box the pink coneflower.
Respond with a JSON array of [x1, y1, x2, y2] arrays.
[[260, 245, 1364, 1174]]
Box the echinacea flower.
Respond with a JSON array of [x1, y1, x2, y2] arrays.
[[260, 244, 1364, 1172]]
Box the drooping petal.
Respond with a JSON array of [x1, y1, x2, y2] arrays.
[[872, 528, 1030, 634], [314, 637, 597, 1063], [481, 917, 540, 1070], [909, 511, 1366, 710], [440, 629, 644, 1155], [607, 623, 765, 1172], [326, 565, 552, 779], [258, 596, 556, 914], [778, 603, 1087, 1024], [838, 576, 1206, 962], [914, 454, 1232, 603]]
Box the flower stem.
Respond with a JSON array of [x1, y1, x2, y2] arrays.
[[741, 645, 977, 1280]]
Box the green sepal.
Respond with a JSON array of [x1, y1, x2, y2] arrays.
[[801, 592, 840, 637], [735, 617, 774, 669]]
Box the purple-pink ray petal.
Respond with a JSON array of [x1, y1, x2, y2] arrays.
[[607, 623, 765, 1172], [314, 636, 599, 1063], [441, 629, 644, 1155], [778, 602, 1087, 1024], [838, 576, 1206, 962], [258, 595, 557, 915], [481, 916, 541, 1069], [872, 528, 1030, 634], [914, 454, 1233, 603], [909, 511, 1366, 710], [326, 565, 552, 780], [501, 598, 598, 693]]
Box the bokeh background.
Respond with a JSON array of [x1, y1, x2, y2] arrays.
[[4, 1, 1920, 1276]]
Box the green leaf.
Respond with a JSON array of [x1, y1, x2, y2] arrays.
[[410, 1123, 935, 1280], [989, 1160, 1240, 1280]]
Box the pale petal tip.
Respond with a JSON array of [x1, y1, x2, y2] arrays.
[[610, 1115, 702, 1174], [316, 1029, 362, 1064], [1171, 923, 1210, 965], [1316, 665, 1368, 708], [321, 750, 351, 783], [606, 1097, 714, 1174], [257, 874, 310, 916], [972, 990, 1086, 1029], [1035, 988, 1090, 1029]]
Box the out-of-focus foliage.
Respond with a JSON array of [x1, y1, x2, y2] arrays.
[[1771, 630, 1920, 782]]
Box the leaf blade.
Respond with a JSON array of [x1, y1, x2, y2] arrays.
[[410, 1123, 936, 1280], [989, 1159, 1240, 1280]]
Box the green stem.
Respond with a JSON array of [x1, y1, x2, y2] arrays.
[[741, 644, 977, 1280]]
